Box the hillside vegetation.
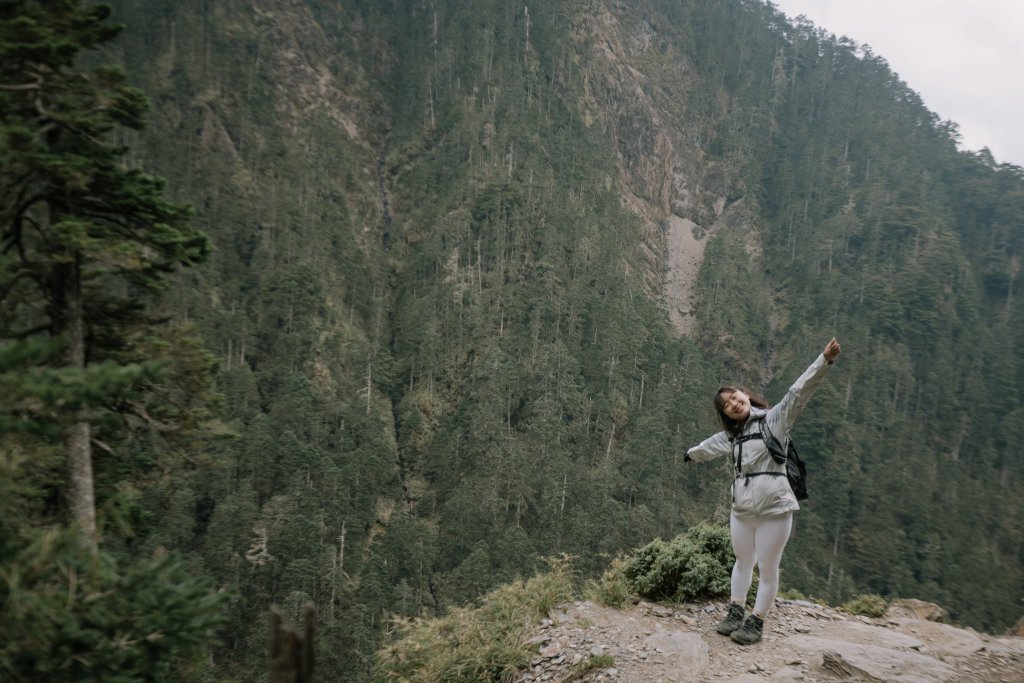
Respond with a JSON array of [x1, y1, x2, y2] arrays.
[[3, 0, 1022, 680]]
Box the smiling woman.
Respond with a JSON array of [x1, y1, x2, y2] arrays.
[[716, 386, 754, 423], [770, 0, 1024, 166], [683, 338, 841, 644]]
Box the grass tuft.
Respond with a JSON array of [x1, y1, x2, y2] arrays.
[[375, 556, 575, 682], [562, 654, 615, 681]]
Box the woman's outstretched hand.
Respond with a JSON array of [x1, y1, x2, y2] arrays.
[[823, 337, 841, 362]]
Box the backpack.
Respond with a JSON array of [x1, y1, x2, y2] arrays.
[[751, 417, 809, 501]]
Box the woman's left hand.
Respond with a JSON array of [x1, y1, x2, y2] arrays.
[[823, 337, 841, 362]]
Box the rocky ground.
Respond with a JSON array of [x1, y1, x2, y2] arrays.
[[517, 599, 1024, 683]]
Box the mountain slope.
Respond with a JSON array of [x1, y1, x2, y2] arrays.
[[102, 0, 1024, 679]]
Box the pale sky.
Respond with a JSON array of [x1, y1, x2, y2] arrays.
[[769, 0, 1024, 168]]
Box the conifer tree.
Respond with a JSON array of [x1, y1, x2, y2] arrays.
[[0, 0, 210, 540], [1, 3, 224, 679]]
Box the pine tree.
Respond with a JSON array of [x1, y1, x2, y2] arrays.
[[0, 0, 211, 540], [1, 3, 223, 679]]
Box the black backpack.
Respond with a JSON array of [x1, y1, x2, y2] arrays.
[[752, 418, 809, 501]]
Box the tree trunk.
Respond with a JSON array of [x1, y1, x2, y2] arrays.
[[60, 256, 97, 543], [67, 420, 95, 539], [269, 604, 316, 683]]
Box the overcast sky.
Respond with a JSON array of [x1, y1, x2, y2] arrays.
[[769, 0, 1024, 168]]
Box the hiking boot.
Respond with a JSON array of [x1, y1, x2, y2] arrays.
[[715, 602, 746, 636], [730, 613, 764, 644]]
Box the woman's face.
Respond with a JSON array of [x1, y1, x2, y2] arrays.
[[720, 389, 751, 421]]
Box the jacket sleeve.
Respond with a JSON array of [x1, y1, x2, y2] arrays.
[[769, 353, 832, 433], [684, 430, 732, 463]]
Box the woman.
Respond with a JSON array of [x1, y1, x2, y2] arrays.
[[684, 337, 841, 645]]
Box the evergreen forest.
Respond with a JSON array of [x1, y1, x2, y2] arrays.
[[2, 0, 1023, 680]]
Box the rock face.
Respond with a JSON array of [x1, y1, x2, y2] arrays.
[[574, 7, 756, 334], [517, 599, 1024, 683]]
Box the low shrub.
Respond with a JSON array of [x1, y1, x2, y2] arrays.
[[841, 594, 888, 618], [594, 523, 734, 605]]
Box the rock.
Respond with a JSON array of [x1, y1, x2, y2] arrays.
[[986, 634, 1024, 656], [794, 636, 957, 682], [813, 619, 925, 650], [548, 608, 573, 625], [770, 667, 804, 682], [650, 605, 672, 617], [885, 598, 949, 623], [892, 619, 987, 657], [642, 630, 709, 674], [539, 641, 562, 658], [821, 651, 854, 677]]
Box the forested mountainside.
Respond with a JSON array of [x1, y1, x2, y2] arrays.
[[3, 0, 1022, 680]]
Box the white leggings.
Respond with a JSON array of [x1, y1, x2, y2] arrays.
[[730, 512, 793, 617]]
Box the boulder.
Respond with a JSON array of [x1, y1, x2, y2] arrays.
[[885, 598, 948, 623], [790, 636, 957, 682]]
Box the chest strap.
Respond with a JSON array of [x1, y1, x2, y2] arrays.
[[731, 432, 763, 474]]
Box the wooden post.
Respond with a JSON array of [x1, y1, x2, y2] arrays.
[[269, 603, 315, 683]]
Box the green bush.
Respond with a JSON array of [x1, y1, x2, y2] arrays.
[[841, 594, 889, 618], [596, 524, 734, 604]]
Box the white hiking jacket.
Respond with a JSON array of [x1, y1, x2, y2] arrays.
[[685, 353, 833, 518]]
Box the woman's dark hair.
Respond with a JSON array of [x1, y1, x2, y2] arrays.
[[714, 385, 769, 436]]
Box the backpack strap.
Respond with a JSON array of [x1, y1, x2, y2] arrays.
[[732, 417, 788, 485], [730, 426, 764, 475], [756, 418, 788, 465]]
